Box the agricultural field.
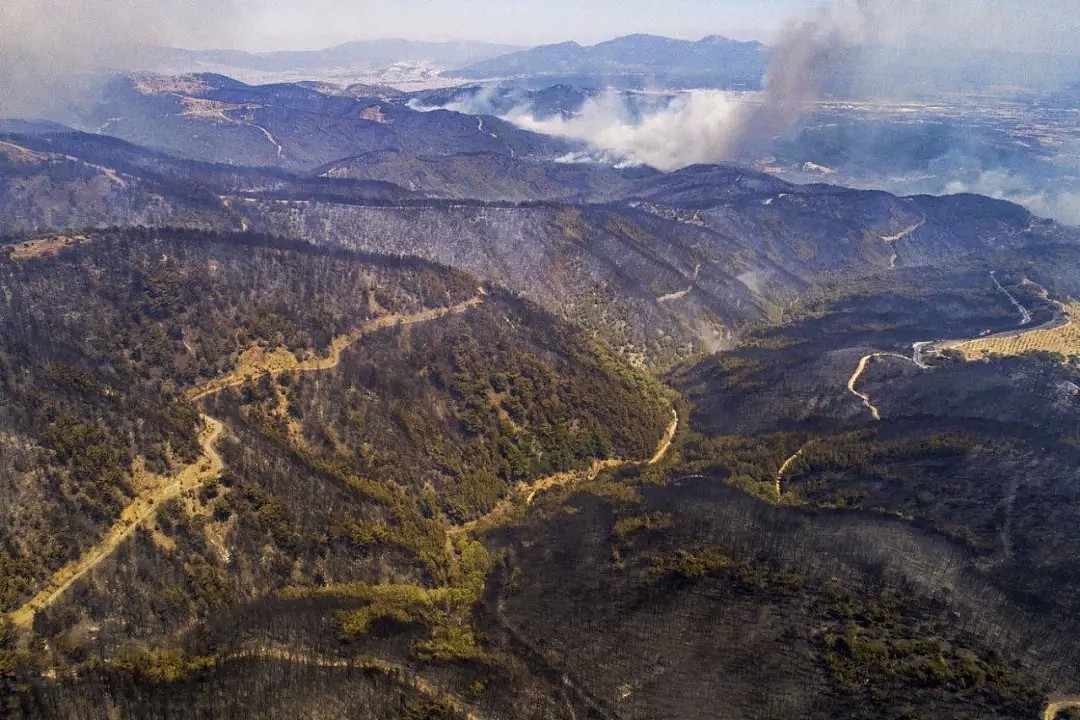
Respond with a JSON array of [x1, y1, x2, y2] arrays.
[[948, 302, 1080, 362]]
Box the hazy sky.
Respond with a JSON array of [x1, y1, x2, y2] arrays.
[[2, 0, 1078, 116], [228, 0, 813, 50], [182, 0, 1079, 53]]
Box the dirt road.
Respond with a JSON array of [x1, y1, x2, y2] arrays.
[[10, 296, 487, 629], [775, 443, 808, 495], [455, 409, 679, 535], [1042, 697, 1080, 720], [846, 353, 898, 421], [648, 409, 680, 465], [10, 415, 224, 629], [230, 647, 487, 720], [188, 295, 485, 402]]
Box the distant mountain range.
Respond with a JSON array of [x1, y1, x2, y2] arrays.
[[159, 39, 525, 85], [157, 34, 768, 90], [155, 34, 1080, 96], [443, 34, 768, 90]]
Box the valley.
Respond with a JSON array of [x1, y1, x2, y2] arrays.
[[843, 272, 1077, 422], [4, 212, 1075, 720], [1, 32, 1079, 718]]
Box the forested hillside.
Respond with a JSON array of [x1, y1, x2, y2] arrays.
[[2, 67, 1080, 719], [0, 228, 672, 720], [3, 126, 1075, 372]]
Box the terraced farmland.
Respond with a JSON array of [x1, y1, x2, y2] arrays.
[[949, 302, 1080, 361]]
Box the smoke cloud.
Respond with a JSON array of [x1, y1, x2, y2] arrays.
[[500, 0, 1079, 164], [944, 173, 1080, 228], [735, 2, 868, 154], [495, 1, 872, 169], [0, 0, 237, 118], [490, 0, 1080, 223], [504, 91, 744, 171]]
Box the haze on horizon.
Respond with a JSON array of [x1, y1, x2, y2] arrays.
[[165, 0, 1080, 55], [3, 0, 1080, 55], [2, 0, 1080, 201]]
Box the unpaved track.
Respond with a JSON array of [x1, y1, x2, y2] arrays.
[[775, 443, 808, 495], [454, 409, 679, 536], [842, 274, 1054, 423], [229, 648, 487, 720], [849, 280, 1073, 421], [881, 219, 925, 244], [251, 124, 284, 159], [1043, 697, 1080, 720], [647, 409, 680, 466], [847, 350, 923, 420], [219, 196, 251, 232], [991, 270, 1032, 325], [188, 295, 485, 402], [11, 297, 486, 629], [657, 264, 700, 304], [10, 415, 224, 629], [846, 353, 904, 421], [919, 276, 1067, 361], [847, 349, 933, 420]]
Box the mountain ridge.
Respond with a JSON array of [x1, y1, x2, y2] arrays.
[[443, 33, 768, 89]]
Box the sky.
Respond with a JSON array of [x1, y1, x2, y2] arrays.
[[226, 0, 814, 50], [3, 0, 1079, 56], [178, 0, 1080, 54], [2, 0, 1079, 117]]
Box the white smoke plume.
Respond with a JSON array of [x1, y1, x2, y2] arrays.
[[504, 91, 747, 171], [496, 1, 872, 169], [945, 173, 1080, 227], [407, 85, 513, 116], [737, 2, 870, 153], [490, 0, 1080, 225]]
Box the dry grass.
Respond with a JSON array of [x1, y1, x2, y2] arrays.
[[947, 302, 1080, 361], [8, 235, 88, 261], [132, 73, 212, 96], [8, 415, 225, 629], [186, 295, 485, 402], [0, 140, 51, 164]]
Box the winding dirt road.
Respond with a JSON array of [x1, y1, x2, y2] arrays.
[[847, 354, 882, 421], [1043, 697, 1080, 720], [846, 273, 1069, 421], [881, 219, 925, 244], [228, 647, 487, 720], [991, 270, 1032, 325], [775, 443, 808, 496], [188, 295, 486, 402], [846, 352, 919, 421], [648, 408, 680, 466], [9, 296, 487, 630], [657, 264, 701, 304], [10, 415, 224, 629], [915, 273, 1071, 362], [251, 124, 284, 160], [455, 409, 679, 536]]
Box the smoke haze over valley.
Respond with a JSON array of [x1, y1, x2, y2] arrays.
[[405, 1, 1080, 223], [2, 3, 1080, 720]]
